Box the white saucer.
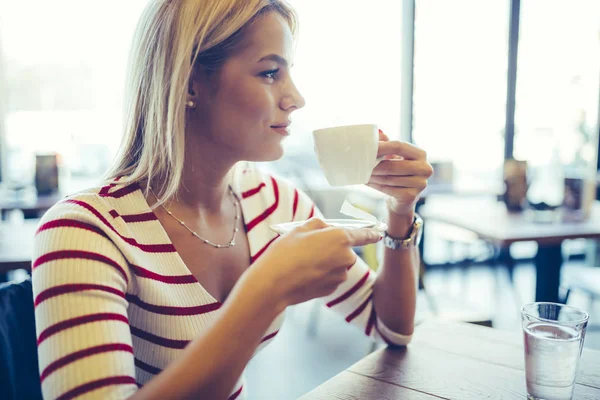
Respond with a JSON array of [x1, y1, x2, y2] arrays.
[[270, 218, 388, 235]]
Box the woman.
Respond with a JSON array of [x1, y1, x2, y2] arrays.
[[32, 1, 432, 399]]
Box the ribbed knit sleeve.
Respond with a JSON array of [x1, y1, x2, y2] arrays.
[[290, 185, 412, 346], [32, 197, 137, 399]]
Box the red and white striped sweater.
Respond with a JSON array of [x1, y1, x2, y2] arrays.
[[32, 163, 411, 400]]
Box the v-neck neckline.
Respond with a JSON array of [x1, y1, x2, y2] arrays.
[[132, 181, 252, 306]]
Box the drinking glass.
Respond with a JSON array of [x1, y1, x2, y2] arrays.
[[521, 302, 588, 400]]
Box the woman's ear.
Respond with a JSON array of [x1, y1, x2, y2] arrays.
[[187, 66, 213, 109], [187, 72, 200, 109]]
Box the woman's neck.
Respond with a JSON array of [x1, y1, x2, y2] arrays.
[[177, 167, 233, 214], [176, 133, 239, 215]]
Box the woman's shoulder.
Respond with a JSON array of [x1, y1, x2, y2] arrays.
[[39, 179, 146, 227], [40, 187, 106, 223]]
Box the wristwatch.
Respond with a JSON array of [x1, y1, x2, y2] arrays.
[[383, 213, 423, 250]]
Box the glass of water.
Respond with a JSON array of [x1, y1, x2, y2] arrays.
[[521, 302, 588, 400]]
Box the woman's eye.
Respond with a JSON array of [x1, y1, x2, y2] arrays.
[[260, 68, 280, 80]]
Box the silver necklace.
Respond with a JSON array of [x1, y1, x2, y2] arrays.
[[150, 186, 239, 249]]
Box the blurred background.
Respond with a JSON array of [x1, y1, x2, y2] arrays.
[[0, 1, 599, 399]]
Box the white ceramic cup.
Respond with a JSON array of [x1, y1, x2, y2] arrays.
[[312, 124, 381, 186]]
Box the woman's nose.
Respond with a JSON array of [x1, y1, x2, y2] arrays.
[[281, 79, 306, 111]]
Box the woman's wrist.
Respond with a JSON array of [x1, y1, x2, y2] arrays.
[[386, 207, 415, 239]]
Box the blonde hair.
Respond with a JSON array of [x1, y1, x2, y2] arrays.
[[105, 0, 297, 205]]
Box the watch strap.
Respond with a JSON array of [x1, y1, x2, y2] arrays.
[[383, 214, 423, 250]]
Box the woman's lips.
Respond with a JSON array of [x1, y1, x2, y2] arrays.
[[271, 126, 290, 136]]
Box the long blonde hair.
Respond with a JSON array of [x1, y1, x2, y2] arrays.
[[105, 0, 297, 205]]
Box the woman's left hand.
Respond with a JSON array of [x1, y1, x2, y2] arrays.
[[367, 130, 433, 217]]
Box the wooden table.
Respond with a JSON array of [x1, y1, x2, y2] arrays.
[[300, 320, 600, 399], [0, 220, 38, 274], [419, 197, 600, 303]]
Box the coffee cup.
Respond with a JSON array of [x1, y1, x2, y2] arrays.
[[312, 124, 382, 186]]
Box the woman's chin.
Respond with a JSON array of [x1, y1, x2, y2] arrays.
[[247, 145, 285, 162]]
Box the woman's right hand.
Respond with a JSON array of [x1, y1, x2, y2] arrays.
[[249, 218, 382, 308]]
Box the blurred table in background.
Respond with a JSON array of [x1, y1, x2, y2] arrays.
[[0, 193, 62, 220], [420, 197, 600, 303], [0, 219, 38, 279], [0, 176, 99, 220]]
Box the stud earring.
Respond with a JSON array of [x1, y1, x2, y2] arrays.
[[186, 100, 195, 108]]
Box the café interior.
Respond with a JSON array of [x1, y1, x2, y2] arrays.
[[0, 1, 599, 399]]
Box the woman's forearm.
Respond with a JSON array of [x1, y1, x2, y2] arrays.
[[373, 210, 418, 337], [131, 272, 285, 400]]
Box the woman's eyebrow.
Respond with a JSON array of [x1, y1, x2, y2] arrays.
[[258, 54, 290, 67]]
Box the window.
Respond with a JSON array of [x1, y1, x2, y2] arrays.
[[0, 0, 148, 191], [2, 1, 598, 197], [412, 0, 510, 190], [513, 0, 600, 176]]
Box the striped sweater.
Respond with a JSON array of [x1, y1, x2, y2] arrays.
[[32, 163, 411, 400]]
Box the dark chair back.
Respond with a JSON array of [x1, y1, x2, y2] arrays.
[[0, 278, 43, 400]]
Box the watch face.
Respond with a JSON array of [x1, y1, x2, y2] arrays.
[[414, 226, 423, 246], [413, 216, 423, 246]]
